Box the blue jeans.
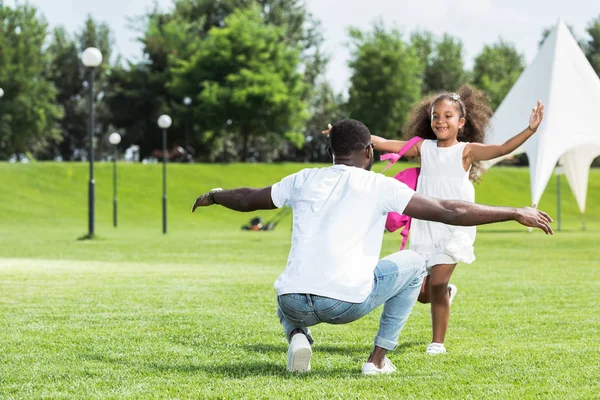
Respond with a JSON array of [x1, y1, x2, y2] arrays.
[[276, 250, 426, 351]]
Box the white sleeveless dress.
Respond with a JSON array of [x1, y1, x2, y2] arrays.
[[409, 140, 476, 270]]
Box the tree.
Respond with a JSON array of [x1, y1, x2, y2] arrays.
[[410, 30, 434, 70], [46, 16, 115, 160], [255, 0, 326, 99], [298, 81, 345, 162], [170, 6, 307, 161], [421, 34, 468, 94], [583, 15, 600, 77], [106, 3, 216, 160], [471, 40, 524, 110], [105, 6, 180, 160], [0, 3, 63, 160], [77, 17, 115, 160], [107, 0, 324, 160], [346, 24, 422, 137], [171, 0, 325, 92], [46, 27, 83, 160]]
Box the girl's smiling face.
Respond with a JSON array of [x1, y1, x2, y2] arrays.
[[430, 99, 466, 142]]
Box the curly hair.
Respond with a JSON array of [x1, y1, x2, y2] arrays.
[[403, 85, 493, 182], [329, 119, 372, 156]]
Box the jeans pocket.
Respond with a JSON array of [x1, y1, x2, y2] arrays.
[[277, 296, 308, 326], [329, 303, 362, 324]]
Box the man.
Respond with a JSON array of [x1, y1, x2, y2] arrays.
[[191, 119, 553, 375]]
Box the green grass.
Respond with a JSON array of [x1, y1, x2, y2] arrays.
[[1, 162, 599, 399]]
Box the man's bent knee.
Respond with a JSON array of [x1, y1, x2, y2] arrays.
[[382, 250, 426, 274]]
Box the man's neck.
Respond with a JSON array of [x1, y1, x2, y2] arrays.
[[333, 157, 364, 169]]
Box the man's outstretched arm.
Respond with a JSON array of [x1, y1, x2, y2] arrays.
[[403, 194, 554, 234], [192, 186, 276, 212]]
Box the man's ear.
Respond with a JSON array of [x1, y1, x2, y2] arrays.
[[327, 146, 334, 161], [365, 144, 374, 160]]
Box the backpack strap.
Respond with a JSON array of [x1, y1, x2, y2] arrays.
[[399, 219, 412, 250], [380, 137, 424, 173]]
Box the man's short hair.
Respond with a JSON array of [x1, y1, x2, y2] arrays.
[[329, 119, 372, 156]]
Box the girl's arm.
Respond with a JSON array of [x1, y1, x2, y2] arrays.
[[465, 100, 544, 162], [371, 135, 421, 157], [322, 124, 421, 157]]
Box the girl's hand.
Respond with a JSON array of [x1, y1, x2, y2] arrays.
[[321, 123, 332, 135], [528, 100, 545, 132]]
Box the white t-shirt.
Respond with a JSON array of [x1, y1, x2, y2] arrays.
[[271, 164, 415, 303]]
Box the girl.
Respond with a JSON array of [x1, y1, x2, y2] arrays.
[[323, 85, 544, 354]]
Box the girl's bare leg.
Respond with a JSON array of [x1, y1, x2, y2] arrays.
[[428, 263, 456, 344]]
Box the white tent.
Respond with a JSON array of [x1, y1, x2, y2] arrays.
[[484, 20, 600, 215]]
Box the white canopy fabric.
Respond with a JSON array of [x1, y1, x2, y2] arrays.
[[484, 20, 600, 213]]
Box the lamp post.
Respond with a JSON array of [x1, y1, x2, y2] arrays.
[[0, 88, 4, 122], [183, 96, 192, 154], [555, 165, 564, 232], [0, 89, 3, 141], [81, 47, 103, 237], [158, 115, 172, 234], [108, 132, 121, 228]]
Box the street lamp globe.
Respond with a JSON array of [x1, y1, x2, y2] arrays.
[[81, 47, 103, 67], [158, 115, 172, 129], [108, 132, 121, 145], [0, 88, 4, 98], [157, 114, 172, 235], [183, 96, 192, 106]]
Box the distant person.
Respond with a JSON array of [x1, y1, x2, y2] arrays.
[[241, 217, 264, 231], [152, 143, 190, 162], [192, 119, 552, 375], [324, 86, 544, 356]]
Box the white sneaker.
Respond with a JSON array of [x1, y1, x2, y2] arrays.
[[362, 357, 397, 375], [287, 333, 312, 373], [425, 342, 447, 355], [448, 284, 458, 306]]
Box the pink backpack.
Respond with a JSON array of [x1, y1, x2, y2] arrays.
[[379, 136, 423, 250]]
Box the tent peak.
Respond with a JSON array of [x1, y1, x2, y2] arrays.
[[486, 14, 600, 214]]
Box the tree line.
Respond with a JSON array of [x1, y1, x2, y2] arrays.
[[1, 1, 599, 163]]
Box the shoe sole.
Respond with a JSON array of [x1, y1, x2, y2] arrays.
[[288, 347, 311, 373], [425, 345, 447, 355], [362, 359, 397, 375], [425, 349, 447, 355], [448, 284, 458, 306]]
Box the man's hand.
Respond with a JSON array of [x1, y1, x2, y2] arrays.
[[191, 187, 275, 213], [515, 205, 554, 234], [191, 192, 212, 212]]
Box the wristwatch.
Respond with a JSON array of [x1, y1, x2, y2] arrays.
[[208, 188, 223, 205]]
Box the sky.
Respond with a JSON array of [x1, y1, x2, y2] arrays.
[[6, 0, 599, 93]]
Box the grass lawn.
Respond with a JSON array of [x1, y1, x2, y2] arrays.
[[1, 162, 599, 399]]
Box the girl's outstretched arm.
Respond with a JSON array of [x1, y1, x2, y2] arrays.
[[321, 124, 421, 157], [371, 135, 421, 156], [466, 100, 544, 162]]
